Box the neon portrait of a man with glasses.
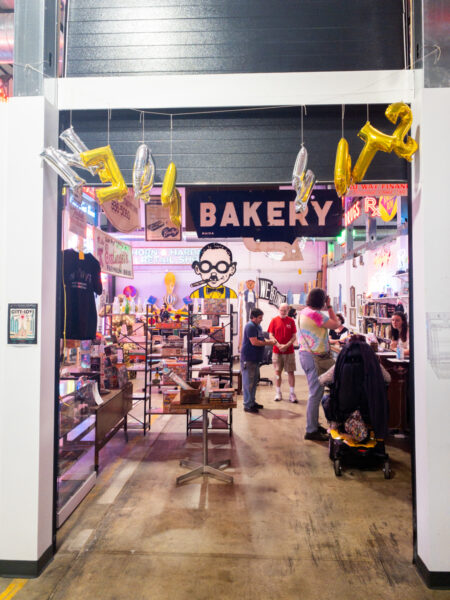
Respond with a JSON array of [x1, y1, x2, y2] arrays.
[[190, 243, 237, 299]]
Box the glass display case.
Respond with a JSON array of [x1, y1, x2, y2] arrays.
[[57, 380, 97, 527]]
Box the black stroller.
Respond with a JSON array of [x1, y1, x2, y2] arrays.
[[325, 340, 391, 478]]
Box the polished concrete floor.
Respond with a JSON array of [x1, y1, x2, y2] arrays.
[[1, 372, 447, 599]]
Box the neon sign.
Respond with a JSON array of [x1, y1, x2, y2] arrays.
[[344, 196, 398, 227]]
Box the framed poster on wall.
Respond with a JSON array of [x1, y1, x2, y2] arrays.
[[350, 286, 356, 308], [145, 195, 181, 241], [349, 308, 356, 327], [8, 303, 38, 344]]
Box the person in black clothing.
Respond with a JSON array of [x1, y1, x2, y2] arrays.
[[329, 313, 348, 341], [240, 308, 275, 413]]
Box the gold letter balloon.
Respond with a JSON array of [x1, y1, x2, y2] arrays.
[[161, 162, 177, 205], [80, 146, 128, 204], [333, 102, 418, 197]]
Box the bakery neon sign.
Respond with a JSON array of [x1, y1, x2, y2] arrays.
[[344, 196, 398, 227]]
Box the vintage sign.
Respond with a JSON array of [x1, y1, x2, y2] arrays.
[[101, 188, 141, 233], [346, 183, 407, 197], [258, 278, 286, 307], [93, 228, 133, 279], [8, 303, 38, 344], [344, 196, 399, 227], [145, 195, 181, 241], [68, 202, 87, 238], [133, 247, 200, 266], [187, 190, 342, 243]]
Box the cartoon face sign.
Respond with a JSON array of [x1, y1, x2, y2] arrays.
[[192, 243, 236, 289], [246, 279, 256, 291]]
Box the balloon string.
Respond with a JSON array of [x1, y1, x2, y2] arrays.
[[367, 104, 369, 122], [341, 105, 345, 138], [69, 110, 72, 128], [170, 115, 173, 162], [107, 109, 111, 146], [301, 106, 304, 146]]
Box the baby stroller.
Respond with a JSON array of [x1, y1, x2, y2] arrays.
[[325, 340, 391, 478]]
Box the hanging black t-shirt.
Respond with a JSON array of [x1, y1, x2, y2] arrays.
[[62, 250, 102, 340]]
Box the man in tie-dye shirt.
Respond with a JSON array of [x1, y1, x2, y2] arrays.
[[298, 288, 340, 441]]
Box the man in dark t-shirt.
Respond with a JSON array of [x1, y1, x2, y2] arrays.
[[240, 308, 275, 413]]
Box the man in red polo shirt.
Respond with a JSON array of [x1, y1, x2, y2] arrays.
[[268, 303, 298, 403]]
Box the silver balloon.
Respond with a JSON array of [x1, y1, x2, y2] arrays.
[[133, 143, 155, 202], [292, 145, 308, 190], [295, 169, 316, 214], [40, 147, 86, 190], [59, 126, 98, 175]]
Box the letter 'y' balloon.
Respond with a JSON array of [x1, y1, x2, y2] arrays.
[[80, 146, 128, 204]]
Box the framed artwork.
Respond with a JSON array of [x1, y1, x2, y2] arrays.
[[350, 286, 356, 308], [145, 195, 181, 241], [357, 294, 363, 316], [350, 308, 356, 327], [8, 303, 38, 344], [333, 297, 338, 312]]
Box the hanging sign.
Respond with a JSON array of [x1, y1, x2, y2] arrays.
[[145, 195, 181, 241], [346, 183, 407, 197], [133, 247, 200, 266], [68, 202, 87, 238], [258, 278, 287, 307], [344, 196, 399, 227], [101, 187, 141, 233], [187, 189, 342, 243], [93, 228, 133, 279]]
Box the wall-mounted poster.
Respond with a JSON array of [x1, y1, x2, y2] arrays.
[[93, 228, 134, 279], [350, 286, 356, 308], [189, 243, 237, 299], [145, 194, 181, 241], [349, 308, 356, 327], [8, 303, 38, 344]]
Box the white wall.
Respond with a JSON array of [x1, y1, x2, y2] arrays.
[[327, 236, 408, 328], [115, 239, 325, 309], [0, 98, 58, 563], [411, 85, 450, 573]]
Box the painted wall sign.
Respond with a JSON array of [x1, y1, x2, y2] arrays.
[[8, 304, 38, 344], [187, 190, 342, 243], [101, 188, 141, 233], [258, 278, 287, 307], [94, 228, 134, 279], [68, 202, 87, 238], [346, 183, 407, 197], [133, 247, 200, 266]]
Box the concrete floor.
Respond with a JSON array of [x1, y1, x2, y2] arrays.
[[1, 373, 447, 600]]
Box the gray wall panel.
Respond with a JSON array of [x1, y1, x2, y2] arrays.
[[66, 0, 406, 77], [61, 106, 408, 185]]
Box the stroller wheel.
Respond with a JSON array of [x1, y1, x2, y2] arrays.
[[334, 458, 342, 477], [328, 437, 335, 460], [383, 460, 391, 479]]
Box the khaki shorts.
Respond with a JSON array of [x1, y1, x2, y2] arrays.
[[272, 352, 296, 373]]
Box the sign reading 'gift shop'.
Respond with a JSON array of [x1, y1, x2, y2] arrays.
[[187, 190, 342, 244]]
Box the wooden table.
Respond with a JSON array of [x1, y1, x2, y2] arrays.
[[176, 398, 237, 485]]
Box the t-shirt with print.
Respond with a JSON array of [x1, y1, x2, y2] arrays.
[[241, 321, 265, 363], [298, 307, 330, 354], [268, 316, 296, 354]]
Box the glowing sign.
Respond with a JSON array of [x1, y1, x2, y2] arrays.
[[344, 196, 399, 227], [133, 247, 200, 266]]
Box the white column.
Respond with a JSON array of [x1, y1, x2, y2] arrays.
[[411, 82, 450, 579], [0, 97, 58, 574]]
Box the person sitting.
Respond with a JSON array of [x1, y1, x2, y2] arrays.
[[320, 335, 390, 440], [389, 311, 409, 357], [328, 313, 348, 342]]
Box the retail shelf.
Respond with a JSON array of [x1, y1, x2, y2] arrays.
[[362, 316, 392, 322]]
